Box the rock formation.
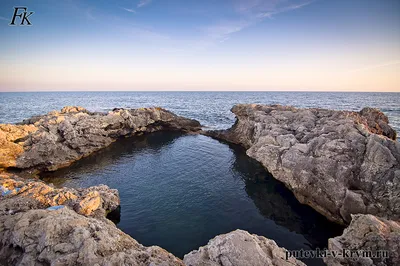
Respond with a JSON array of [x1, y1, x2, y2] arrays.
[[207, 104, 400, 225], [0, 207, 184, 266], [1, 172, 308, 266], [184, 229, 305, 266], [2, 105, 398, 265], [0, 106, 201, 172], [0, 124, 37, 169], [0, 172, 183, 265], [0, 172, 119, 218], [324, 214, 400, 266]]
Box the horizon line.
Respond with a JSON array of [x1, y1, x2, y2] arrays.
[[0, 90, 399, 93]]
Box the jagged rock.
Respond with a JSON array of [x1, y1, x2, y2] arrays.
[[0, 106, 201, 171], [0, 207, 184, 266], [324, 214, 400, 266], [359, 107, 397, 140], [0, 173, 119, 219], [183, 229, 305, 266], [0, 172, 183, 265], [207, 104, 400, 224], [0, 124, 37, 168], [0, 173, 307, 266]]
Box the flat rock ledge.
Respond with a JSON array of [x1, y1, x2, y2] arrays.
[[184, 230, 306, 266], [0, 106, 201, 172], [207, 104, 400, 225]]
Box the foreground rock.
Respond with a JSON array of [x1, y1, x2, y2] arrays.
[[0, 172, 119, 219], [0, 207, 184, 266], [208, 104, 400, 224], [184, 229, 305, 266], [0, 106, 201, 171], [0, 173, 305, 266], [0, 173, 183, 265], [325, 214, 400, 266]]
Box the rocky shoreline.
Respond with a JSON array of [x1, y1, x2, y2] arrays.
[[1, 105, 399, 265], [0, 106, 201, 172], [207, 104, 400, 265]]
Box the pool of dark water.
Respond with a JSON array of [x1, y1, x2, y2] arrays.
[[41, 131, 343, 265]]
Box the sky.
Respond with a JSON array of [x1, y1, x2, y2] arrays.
[[0, 0, 399, 92]]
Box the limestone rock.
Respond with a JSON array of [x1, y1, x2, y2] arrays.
[[359, 107, 397, 140], [0, 207, 184, 266], [0, 124, 37, 168], [184, 229, 305, 266], [324, 214, 400, 266], [0, 173, 119, 219], [0, 106, 201, 171], [207, 104, 400, 224]]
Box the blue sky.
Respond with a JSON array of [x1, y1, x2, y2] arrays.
[[0, 0, 399, 91]]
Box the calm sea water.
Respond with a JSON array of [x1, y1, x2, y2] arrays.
[[1, 92, 397, 264], [0, 91, 399, 131], [41, 132, 343, 265]]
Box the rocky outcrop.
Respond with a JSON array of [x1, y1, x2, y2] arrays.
[[1, 173, 307, 266], [183, 229, 305, 266], [0, 124, 37, 169], [0, 173, 183, 265], [0, 207, 184, 266], [325, 214, 400, 266], [207, 104, 400, 224], [0, 172, 119, 219], [0, 106, 201, 171]]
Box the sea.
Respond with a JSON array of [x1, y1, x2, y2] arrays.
[[0, 91, 399, 131], [1, 91, 399, 265]]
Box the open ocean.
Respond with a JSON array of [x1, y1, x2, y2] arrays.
[[0, 91, 399, 132]]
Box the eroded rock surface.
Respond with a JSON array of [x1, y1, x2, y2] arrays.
[[0, 172, 119, 219], [184, 229, 305, 266], [208, 104, 400, 224], [1, 173, 306, 266], [0, 106, 201, 171], [325, 214, 400, 266], [0, 173, 184, 265], [0, 207, 184, 266], [0, 124, 37, 168]]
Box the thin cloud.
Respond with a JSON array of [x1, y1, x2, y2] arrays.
[[203, 0, 314, 42], [122, 8, 136, 13], [258, 1, 315, 19], [0, 16, 9, 21], [202, 20, 252, 41], [347, 60, 400, 73], [85, 8, 95, 21], [138, 0, 152, 8]]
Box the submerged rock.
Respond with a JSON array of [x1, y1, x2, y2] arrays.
[[183, 229, 305, 266], [325, 214, 400, 266], [207, 104, 400, 225], [0, 106, 201, 171]]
